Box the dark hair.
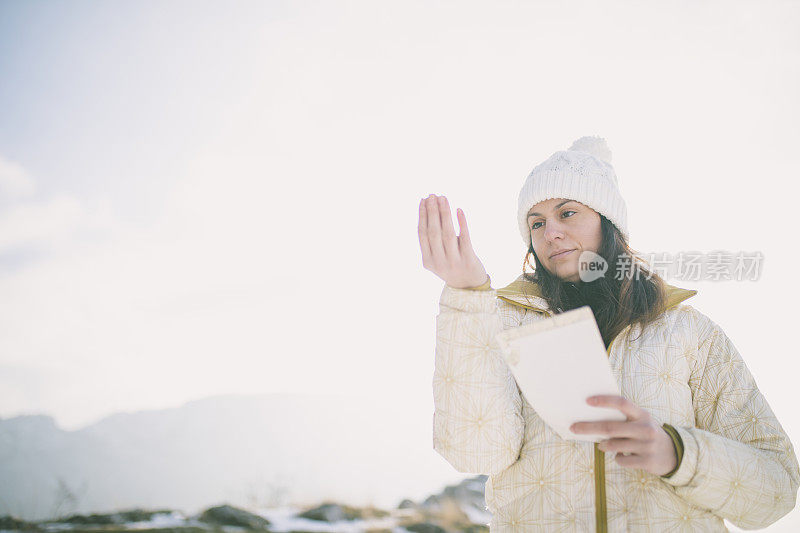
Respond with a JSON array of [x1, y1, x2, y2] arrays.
[[523, 214, 668, 349]]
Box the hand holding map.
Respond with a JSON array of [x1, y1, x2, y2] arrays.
[[494, 305, 626, 442]]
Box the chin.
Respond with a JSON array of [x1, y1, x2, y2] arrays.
[[553, 274, 577, 283], [553, 265, 578, 279]]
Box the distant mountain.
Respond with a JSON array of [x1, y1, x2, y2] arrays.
[[0, 393, 467, 521]]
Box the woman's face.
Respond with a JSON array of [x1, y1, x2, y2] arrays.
[[527, 198, 602, 283]]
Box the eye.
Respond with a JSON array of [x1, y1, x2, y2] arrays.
[[530, 210, 577, 230]]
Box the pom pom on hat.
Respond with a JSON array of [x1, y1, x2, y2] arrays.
[[567, 135, 612, 165]]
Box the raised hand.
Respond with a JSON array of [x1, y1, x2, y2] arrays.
[[418, 194, 489, 289]]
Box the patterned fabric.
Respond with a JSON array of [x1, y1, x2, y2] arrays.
[[432, 274, 800, 531]]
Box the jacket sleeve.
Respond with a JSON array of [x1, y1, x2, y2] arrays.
[[431, 282, 526, 475], [661, 306, 800, 529]]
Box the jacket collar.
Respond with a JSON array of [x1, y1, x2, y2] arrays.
[[496, 274, 698, 315]]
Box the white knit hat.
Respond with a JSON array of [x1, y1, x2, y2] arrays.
[[517, 135, 629, 249]]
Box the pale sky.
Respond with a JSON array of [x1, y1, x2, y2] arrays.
[[1, 2, 799, 521]]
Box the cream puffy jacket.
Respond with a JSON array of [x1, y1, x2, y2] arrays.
[[432, 274, 800, 532]]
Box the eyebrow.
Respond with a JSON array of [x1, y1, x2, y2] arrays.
[[527, 200, 577, 218]]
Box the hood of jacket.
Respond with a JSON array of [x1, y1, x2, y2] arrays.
[[496, 273, 698, 315]]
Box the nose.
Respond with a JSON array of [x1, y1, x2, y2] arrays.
[[543, 218, 566, 244]]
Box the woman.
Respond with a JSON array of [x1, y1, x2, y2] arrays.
[[418, 136, 800, 532]]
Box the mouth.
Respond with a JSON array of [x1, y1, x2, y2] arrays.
[[549, 249, 576, 259]]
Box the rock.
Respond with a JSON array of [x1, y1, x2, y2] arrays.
[[62, 513, 117, 525], [115, 508, 176, 522], [404, 523, 446, 533], [59, 509, 173, 525], [0, 515, 40, 530], [56, 529, 206, 533], [356, 506, 389, 519], [397, 499, 417, 509], [197, 504, 271, 530], [420, 494, 441, 510], [295, 503, 361, 522], [442, 475, 487, 509], [461, 526, 489, 533]]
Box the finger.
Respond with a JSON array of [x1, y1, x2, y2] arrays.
[[418, 197, 432, 266], [612, 452, 644, 469], [598, 437, 645, 455], [570, 420, 649, 440], [456, 207, 472, 252], [438, 196, 459, 259], [587, 395, 644, 422], [425, 195, 445, 258]]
